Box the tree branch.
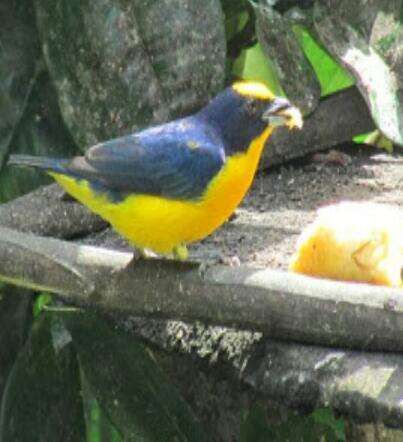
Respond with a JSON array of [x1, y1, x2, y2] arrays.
[[0, 226, 402, 352]]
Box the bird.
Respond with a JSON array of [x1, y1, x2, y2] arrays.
[[9, 81, 302, 260]]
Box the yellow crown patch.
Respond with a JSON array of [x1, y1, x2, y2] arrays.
[[232, 81, 274, 100]]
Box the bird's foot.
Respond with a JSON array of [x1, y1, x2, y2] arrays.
[[173, 244, 188, 261], [126, 247, 157, 266], [139, 248, 158, 259]]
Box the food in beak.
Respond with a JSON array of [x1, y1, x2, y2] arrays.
[[263, 98, 303, 130], [278, 106, 303, 130]]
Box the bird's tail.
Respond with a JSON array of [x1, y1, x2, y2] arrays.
[[8, 154, 69, 174]]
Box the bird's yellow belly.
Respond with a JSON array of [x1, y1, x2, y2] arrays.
[[50, 127, 272, 254]]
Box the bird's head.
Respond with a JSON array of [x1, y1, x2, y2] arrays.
[[199, 81, 302, 155], [232, 82, 303, 131]]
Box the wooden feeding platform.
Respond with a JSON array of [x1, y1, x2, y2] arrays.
[[0, 119, 403, 435]]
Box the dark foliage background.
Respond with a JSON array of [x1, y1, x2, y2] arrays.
[[1, 0, 402, 440]]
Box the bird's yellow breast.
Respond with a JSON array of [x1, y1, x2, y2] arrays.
[[51, 126, 273, 254]]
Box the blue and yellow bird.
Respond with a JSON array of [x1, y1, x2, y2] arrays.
[[9, 82, 302, 260]]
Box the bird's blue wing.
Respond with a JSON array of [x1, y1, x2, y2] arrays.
[[71, 117, 225, 200]]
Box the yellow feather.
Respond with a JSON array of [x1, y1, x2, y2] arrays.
[[50, 126, 273, 255], [232, 82, 275, 100]]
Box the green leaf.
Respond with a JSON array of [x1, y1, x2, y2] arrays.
[[220, 0, 248, 18], [0, 1, 43, 171], [314, 0, 403, 146], [293, 25, 354, 97], [0, 287, 32, 401], [35, 0, 226, 149], [240, 402, 345, 442], [254, 5, 321, 114], [240, 402, 274, 442], [312, 408, 345, 441], [221, 0, 250, 41], [80, 370, 122, 442], [225, 10, 249, 43], [0, 314, 86, 442], [33, 292, 52, 317], [64, 313, 207, 442], [353, 130, 394, 153], [222, 0, 256, 69], [0, 71, 78, 203], [232, 42, 284, 95]]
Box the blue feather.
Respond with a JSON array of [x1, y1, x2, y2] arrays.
[[76, 116, 225, 200], [9, 86, 269, 202]]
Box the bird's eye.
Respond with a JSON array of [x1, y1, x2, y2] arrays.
[[246, 100, 258, 115]]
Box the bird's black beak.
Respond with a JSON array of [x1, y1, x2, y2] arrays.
[[262, 97, 303, 130]]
